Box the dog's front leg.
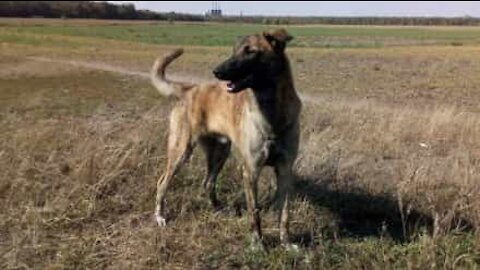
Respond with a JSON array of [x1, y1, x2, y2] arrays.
[[274, 160, 294, 245], [242, 166, 263, 248]]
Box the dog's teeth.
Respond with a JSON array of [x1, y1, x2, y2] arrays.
[[218, 136, 229, 144], [226, 82, 235, 92]]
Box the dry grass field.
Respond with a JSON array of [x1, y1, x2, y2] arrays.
[[1, 19, 480, 268]]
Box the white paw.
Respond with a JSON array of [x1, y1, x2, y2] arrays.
[[283, 243, 300, 252], [155, 214, 166, 227], [246, 235, 266, 253], [247, 241, 265, 253]]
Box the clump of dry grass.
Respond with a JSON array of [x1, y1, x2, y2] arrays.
[[0, 69, 171, 268]]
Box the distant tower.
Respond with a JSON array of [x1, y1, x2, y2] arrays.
[[207, 1, 222, 18]]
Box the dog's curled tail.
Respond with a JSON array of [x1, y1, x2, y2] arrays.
[[151, 48, 193, 98]]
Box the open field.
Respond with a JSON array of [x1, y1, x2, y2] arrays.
[[3, 18, 480, 48], [1, 19, 480, 268]]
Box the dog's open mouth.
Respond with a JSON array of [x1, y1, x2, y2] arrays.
[[225, 75, 253, 93], [226, 82, 236, 92]]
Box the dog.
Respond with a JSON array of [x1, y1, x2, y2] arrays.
[[150, 29, 302, 246]]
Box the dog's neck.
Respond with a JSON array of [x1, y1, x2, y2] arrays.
[[250, 57, 298, 134], [251, 81, 277, 129]]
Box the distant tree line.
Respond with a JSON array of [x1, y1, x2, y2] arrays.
[[0, 1, 479, 26], [227, 16, 480, 26], [0, 1, 205, 21]]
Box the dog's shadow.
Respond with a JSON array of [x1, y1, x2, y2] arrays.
[[249, 172, 435, 249], [292, 176, 431, 245], [283, 173, 473, 247]]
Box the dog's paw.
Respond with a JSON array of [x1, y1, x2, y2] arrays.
[[282, 243, 300, 253], [246, 235, 266, 253], [246, 240, 266, 254], [155, 214, 167, 227]]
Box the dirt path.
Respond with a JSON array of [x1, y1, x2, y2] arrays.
[[27, 56, 207, 84]]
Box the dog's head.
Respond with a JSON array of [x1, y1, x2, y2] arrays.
[[213, 28, 293, 93]]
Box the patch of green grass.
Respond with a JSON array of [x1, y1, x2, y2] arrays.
[[237, 233, 479, 269], [0, 29, 94, 48], [0, 70, 158, 120], [3, 23, 480, 48]]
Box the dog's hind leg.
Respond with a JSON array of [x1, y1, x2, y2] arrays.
[[155, 107, 193, 227], [200, 136, 231, 209]]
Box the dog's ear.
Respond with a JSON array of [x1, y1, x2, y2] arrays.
[[263, 28, 293, 53]]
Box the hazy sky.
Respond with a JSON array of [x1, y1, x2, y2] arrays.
[[110, 1, 480, 17]]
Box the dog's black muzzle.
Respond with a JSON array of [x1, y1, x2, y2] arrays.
[[213, 57, 253, 93]]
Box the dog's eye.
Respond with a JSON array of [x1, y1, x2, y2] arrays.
[[244, 46, 255, 54]]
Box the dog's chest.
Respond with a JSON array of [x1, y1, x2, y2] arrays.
[[245, 97, 285, 165]]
